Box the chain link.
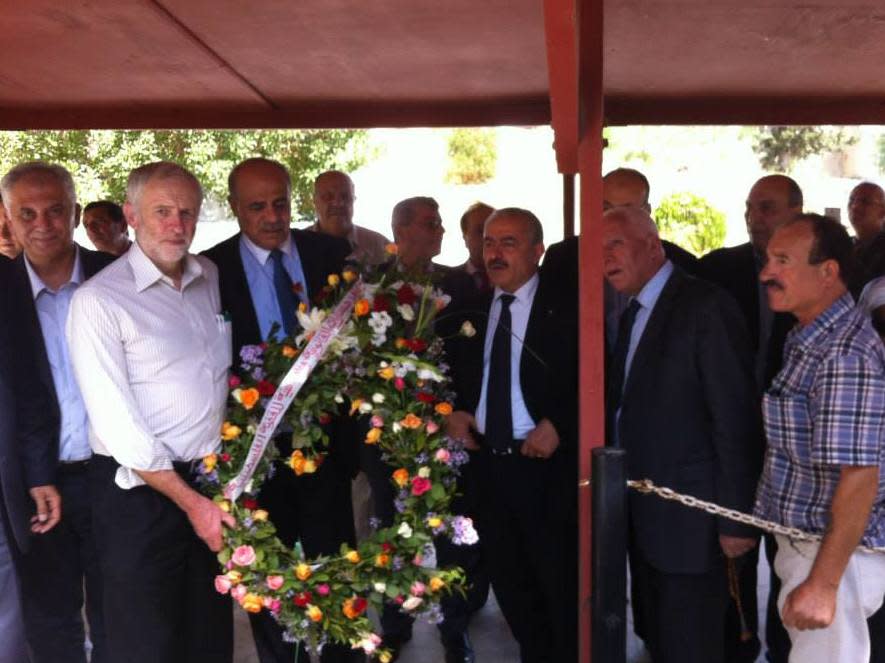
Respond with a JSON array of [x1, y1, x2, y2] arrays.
[[627, 478, 885, 555]]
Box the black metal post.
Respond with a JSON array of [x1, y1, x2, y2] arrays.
[[591, 447, 627, 663]]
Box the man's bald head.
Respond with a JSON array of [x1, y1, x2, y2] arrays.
[[313, 170, 355, 238], [745, 174, 803, 253], [847, 181, 885, 243], [603, 168, 651, 213], [602, 206, 666, 296]]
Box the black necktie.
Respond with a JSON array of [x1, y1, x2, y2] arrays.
[[270, 249, 298, 336], [607, 298, 641, 420], [485, 294, 516, 451]]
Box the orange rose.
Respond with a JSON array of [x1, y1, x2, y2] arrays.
[[239, 388, 260, 410], [385, 243, 398, 255], [377, 366, 395, 380], [303, 458, 317, 474], [400, 413, 423, 429], [434, 402, 453, 416], [342, 269, 358, 283], [281, 345, 297, 358], [289, 450, 306, 475], [394, 338, 408, 349], [354, 299, 371, 317], [342, 597, 367, 619], [202, 453, 217, 473], [365, 428, 382, 445], [327, 274, 341, 287], [349, 398, 364, 415], [375, 553, 390, 568], [392, 468, 410, 488], [241, 593, 263, 613], [429, 577, 445, 592], [221, 421, 242, 441], [306, 605, 323, 622]]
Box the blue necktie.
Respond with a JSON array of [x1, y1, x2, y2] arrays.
[[270, 249, 298, 336], [485, 294, 516, 451]]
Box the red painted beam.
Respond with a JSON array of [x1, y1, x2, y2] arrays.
[[543, 0, 579, 174], [576, 0, 604, 660]]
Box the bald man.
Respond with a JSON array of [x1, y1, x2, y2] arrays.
[[847, 182, 885, 291], [604, 206, 761, 663]]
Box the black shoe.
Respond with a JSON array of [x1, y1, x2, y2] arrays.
[[442, 632, 475, 663]]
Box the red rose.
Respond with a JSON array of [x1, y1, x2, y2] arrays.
[[373, 294, 391, 312], [411, 477, 432, 496], [220, 453, 231, 462], [256, 380, 276, 397], [353, 597, 368, 615], [243, 498, 259, 510], [417, 392, 436, 404], [397, 285, 417, 305], [381, 542, 393, 553], [293, 591, 313, 608], [318, 412, 332, 425], [405, 338, 428, 353], [394, 595, 405, 605]]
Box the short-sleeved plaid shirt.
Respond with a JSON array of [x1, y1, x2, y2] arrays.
[[754, 293, 885, 547]]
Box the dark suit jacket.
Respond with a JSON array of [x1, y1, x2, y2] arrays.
[[449, 273, 579, 459], [0, 257, 59, 552], [614, 268, 762, 575], [10, 246, 114, 476], [698, 242, 795, 388], [201, 229, 351, 361]]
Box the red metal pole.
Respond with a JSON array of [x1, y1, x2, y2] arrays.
[[576, 0, 604, 661]]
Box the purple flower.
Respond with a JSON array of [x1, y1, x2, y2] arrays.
[[451, 515, 479, 546], [392, 555, 404, 571], [426, 603, 445, 625], [394, 497, 407, 513], [239, 344, 264, 367], [250, 366, 266, 381]]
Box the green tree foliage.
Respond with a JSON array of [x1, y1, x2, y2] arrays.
[[445, 128, 497, 185], [0, 129, 369, 217], [746, 126, 857, 172], [654, 192, 727, 256]]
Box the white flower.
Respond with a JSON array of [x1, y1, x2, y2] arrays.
[[295, 307, 328, 344], [417, 368, 443, 382], [373, 582, 387, 593], [397, 522, 413, 539], [402, 596, 423, 611], [334, 393, 344, 404], [368, 311, 393, 334], [358, 401, 373, 414], [417, 466, 431, 479], [372, 393, 385, 404], [371, 333, 386, 347], [392, 422, 402, 433], [460, 320, 476, 338], [397, 304, 415, 321]]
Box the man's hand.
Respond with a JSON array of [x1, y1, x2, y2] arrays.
[[446, 410, 479, 450], [29, 485, 61, 533], [521, 418, 560, 459], [186, 495, 236, 553], [781, 578, 837, 630], [719, 534, 757, 558]]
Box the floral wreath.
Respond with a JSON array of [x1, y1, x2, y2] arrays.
[[198, 247, 478, 661]]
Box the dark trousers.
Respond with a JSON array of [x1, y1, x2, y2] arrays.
[[629, 544, 729, 663], [763, 534, 790, 663], [869, 603, 885, 662], [249, 454, 362, 663], [723, 546, 761, 663], [90, 455, 232, 663], [473, 451, 577, 663], [20, 465, 107, 663]]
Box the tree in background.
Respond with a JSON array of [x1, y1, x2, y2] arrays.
[[655, 192, 726, 256], [746, 126, 857, 172], [0, 129, 369, 218], [445, 128, 497, 185]]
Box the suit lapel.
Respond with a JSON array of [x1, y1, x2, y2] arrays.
[[12, 257, 56, 403]]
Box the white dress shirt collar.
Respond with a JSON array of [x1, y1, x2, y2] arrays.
[[127, 240, 205, 292], [241, 231, 294, 266], [492, 271, 539, 309], [24, 245, 84, 298]]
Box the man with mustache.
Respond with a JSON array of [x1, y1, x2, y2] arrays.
[[699, 173, 803, 663], [604, 205, 760, 663], [310, 170, 390, 266], [447, 208, 578, 662], [754, 214, 885, 663], [202, 158, 359, 663]]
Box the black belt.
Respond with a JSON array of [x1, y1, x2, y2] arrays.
[[57, 459, 91, 474], [474, 433, 525, 457]]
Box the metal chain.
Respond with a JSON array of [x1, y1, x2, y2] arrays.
[[627, 478, 885, 555]]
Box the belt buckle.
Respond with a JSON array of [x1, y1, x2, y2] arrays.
[[490, 446, 514, 457]]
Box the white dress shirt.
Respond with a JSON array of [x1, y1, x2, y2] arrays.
[[66, 242, 231, 489], [475, 273, 539, 439]]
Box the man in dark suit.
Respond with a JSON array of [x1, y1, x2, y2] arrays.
[[201, 157, 359, 663], [0, 255, 61, 663], [2, 161, 113, 663], [454, 202, 495, 297], [604, 205, 761, 663], [699, 173, 803, 663], [447, 207, 578, 663]]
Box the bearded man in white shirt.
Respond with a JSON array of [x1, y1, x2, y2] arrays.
[[67, 162, 235, 663]]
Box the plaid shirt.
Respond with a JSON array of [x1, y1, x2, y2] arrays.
[[754, 293, 885, 547]]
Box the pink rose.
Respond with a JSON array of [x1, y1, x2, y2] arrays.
[[232, 545, 257, 567], [230, 584, 247, 602], [268, 598, 282, 614], [214, 575, 232, 594], [266, 575, 284, 591], [411, 476, 432, 496], [394, 377, 405, 391], [316, 583, 331, 596], [413, 552, 423, 566], [371, 414, 384, 428], [434, 448, 450, 463], [228, 375, 241, 388], [425, 421, 439, 435], [409, 581, 426, 597]]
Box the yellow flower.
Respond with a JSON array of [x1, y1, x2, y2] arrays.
[[434, 402, 453, 416], [252, 509, 269, 522], [426, 515, 443, 529], [349, 398, 364, 415], [365, 428, 382, 445], [342, 269, 357, 283], [379, 653, 392, 663], [375, 553, 390, 568], [221, 421, 242, 441], [295, 563, 312, 581], [353, 299, 371, 317], [429, 577, 445, 592], [400, 413, 423, 429], [298, 302, 307, 313], [289, 450, 306, 475], [345, 550, 361, 563], [303, 458, 317, 474], [306, 605, 323, 622], [281, 345, 297, 358], [377, 366, 395, 381], [385, 243, 398, 255], [239, 388, 260, 411], [202, 453, 217, 473], [226, 570, 243, 584], [392, 468, 410, 488], [327, 274, 341, 287], [216, 499, 231, 513], [241, 593, 263, 613]]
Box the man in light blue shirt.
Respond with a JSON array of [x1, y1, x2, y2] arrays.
[[2, 161, 113, 663]]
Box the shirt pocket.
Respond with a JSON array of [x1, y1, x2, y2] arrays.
[[762, 392, 813, 464]]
